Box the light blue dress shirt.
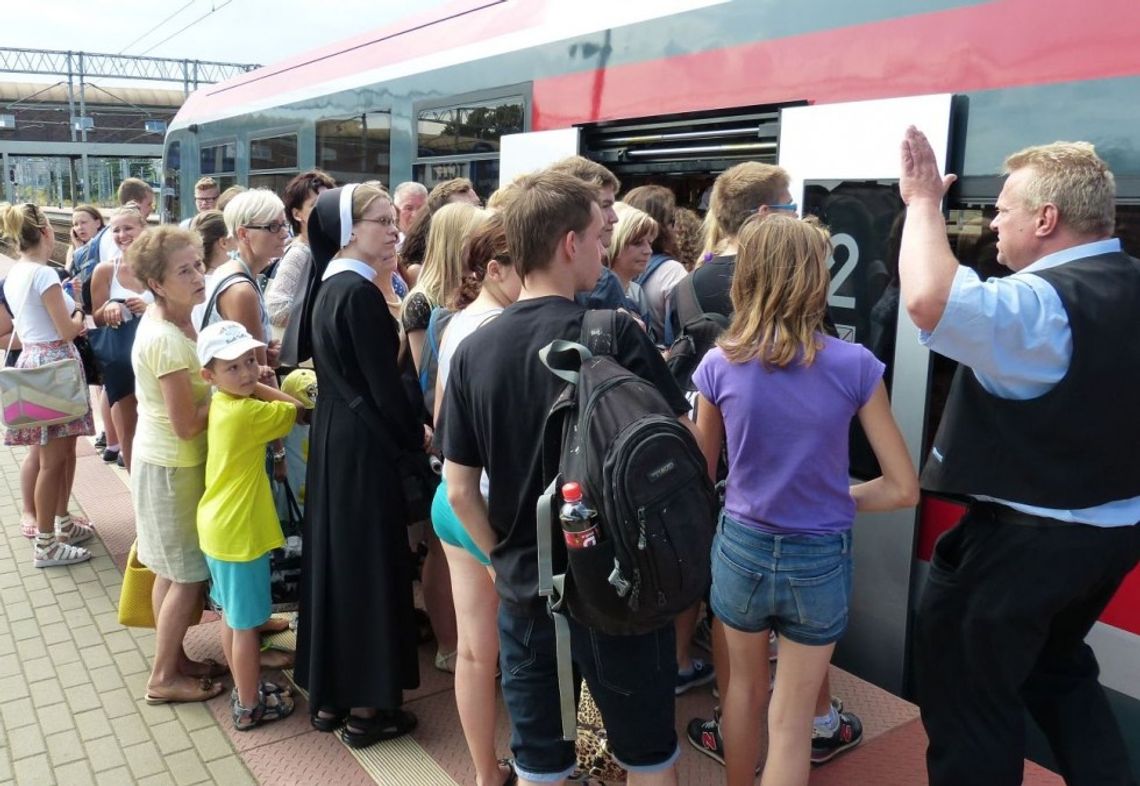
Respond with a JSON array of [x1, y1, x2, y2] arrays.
[[921, 238, 1140, 526]]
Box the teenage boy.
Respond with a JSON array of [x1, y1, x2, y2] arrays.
[[442, 170, 690, 786]]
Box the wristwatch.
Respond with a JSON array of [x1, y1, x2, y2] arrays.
[[271, 449, 287, 463]]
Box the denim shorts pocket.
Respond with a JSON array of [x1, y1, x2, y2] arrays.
[[711, 541, 764, 619], [787, 561, 848, 631]]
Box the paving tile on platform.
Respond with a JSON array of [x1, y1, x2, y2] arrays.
[[241, 730, 376, 786]]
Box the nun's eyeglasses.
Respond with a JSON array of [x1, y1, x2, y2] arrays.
[[357, 217, 397, 227]]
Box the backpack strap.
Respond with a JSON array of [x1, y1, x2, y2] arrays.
[[199, 271, 256, 332], [418, 306, 449, 393], [536, 477, 577, 741], [635, 253, 670, 287]]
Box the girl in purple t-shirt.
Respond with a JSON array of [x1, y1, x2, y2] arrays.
[[692, 214, 918, 786]]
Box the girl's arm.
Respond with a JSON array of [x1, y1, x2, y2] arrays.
[[694, 393, 725, 484], [253, 382, 305, 418], [850, 382, 920, 512], [158, 369, 210, 440], [407, 327, 427, 376], [41, 284, 84, 342], [216, 283, 269, 366], [89, 263, 116, 326]]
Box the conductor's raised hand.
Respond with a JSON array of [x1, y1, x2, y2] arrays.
[[900, 125, 957, 206]]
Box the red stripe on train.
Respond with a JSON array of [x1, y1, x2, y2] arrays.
[[532, 0, 1140, 128], [918, 498, 1140, 636]]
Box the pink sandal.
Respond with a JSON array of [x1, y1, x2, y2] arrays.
[[20, 515, 37, 539]]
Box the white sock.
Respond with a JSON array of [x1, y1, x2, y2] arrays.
[[106, 443, 120, 451], [814, 705, 840, 734]]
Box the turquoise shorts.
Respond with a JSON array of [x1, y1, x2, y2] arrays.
[[205, 553, 272, 630], [431, 478, 490, 566]]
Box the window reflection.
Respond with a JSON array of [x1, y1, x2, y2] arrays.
[[317, 113, 391, 187], [416, 96, 524, 158]]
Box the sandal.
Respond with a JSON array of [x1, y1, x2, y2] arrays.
[[57, 519, 95, 547], [310, 707, 349, 733], [20, 515, 37, 539], [232, 687, 295, 731], [340, 709, 417, 748], [145, 677, 224, 705], [231, 680, 292, 703]]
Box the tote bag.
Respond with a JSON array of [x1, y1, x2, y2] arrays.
[[0, 277, 88, 428]]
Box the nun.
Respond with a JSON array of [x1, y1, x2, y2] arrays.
[[294, 184, 425, 747]]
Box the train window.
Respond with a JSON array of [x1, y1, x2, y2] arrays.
[[316, 112, 391, 187], [416, 95, 524, 159], [803, 180, 905, 480], [922, 203, 1140, 462], [163, 141, 180, 224], [199, 141, 236, 192], [249, 133, 299, 195]]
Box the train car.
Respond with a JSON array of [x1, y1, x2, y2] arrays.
[[165, 0, 1140, 772]]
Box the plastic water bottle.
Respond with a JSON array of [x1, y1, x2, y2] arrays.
[[560, 482, 598, 550]]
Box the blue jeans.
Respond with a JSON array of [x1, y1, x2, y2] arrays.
[[710, 512, 852, 645], [498, 606, 680, 781]]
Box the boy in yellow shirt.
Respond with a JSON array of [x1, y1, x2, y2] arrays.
[[196, 320, 303, 730]]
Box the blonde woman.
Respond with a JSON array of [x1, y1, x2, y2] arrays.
[[188, 210, 231, 273], [691, 215, 917, 786], [608, 202, 657, 335], [90, 203, 153, 470], [0, 202, 94, 568], [401, 201, 489, 374]]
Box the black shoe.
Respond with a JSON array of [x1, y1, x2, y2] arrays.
[[341, 709, 417, 748], [101, 447, 120, 464], [310, 708, 348, 733], [116, 453, 125, 468], [94, 432, 107, 450], [811, 710, 863, 764]]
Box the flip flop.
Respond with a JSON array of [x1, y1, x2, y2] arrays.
[[144, 677, 224, 705], [20, 515, 38, 539]]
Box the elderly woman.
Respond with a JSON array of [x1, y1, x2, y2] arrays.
[[129, 226, 224, 703], [296, 184, 425, 747]]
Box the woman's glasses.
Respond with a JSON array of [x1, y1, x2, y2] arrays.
[[356, 217, 397, 227], [244, 221, 290, 234]]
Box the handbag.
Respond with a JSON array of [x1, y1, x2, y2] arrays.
[[118, 542, 157, 627], [86, 309, 141, 389], [72, 334, 102, 386], [0, 278, 89, 428], [268, 479, 303, 612]]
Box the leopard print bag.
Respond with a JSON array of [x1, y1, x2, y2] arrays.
[[573, 683, 626, 783]]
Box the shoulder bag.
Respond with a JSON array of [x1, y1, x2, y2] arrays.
[[0, 275, 89, 428]]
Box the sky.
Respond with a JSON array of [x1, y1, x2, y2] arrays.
[[3, 0, 454, 89]]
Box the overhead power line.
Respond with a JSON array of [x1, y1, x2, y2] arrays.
[[139, 0, 236, 57], [118, 1, 197, 55]]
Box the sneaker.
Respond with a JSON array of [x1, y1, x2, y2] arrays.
[[34, 539, 91, 568], [686, 715, 761, 775], [686, 716, 726, 766], [94, 432, 107, 450], [693, 617, 713, 653], [434, 649, 457, 674], [676, 658, 716, 695], [57, 519, 95, 547], [116, 453, 125, 468], [811, 710, 863, 764], [101, 447, 120, 464]]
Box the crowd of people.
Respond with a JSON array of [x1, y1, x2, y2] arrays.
[[0, 123, 1137, 786]]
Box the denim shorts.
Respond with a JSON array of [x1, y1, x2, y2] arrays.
[[498, 606, 680, 782], [710, 513, 852, 646]]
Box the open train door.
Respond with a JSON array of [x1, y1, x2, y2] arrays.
[[499, 127, 582, 188], [778, 94, 954, 694]]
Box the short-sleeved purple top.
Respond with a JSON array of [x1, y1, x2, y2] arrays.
[[694, 335, 884, 535]]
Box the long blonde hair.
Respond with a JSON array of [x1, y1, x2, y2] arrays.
[[719, 214, 831, 367], [404, 202, 488, 313]]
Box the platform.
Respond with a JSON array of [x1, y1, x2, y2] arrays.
[[0, 430, 1070, 786]]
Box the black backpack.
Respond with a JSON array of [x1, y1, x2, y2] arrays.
[[665, 274, 730, 392], [536, 310, 717, 738]]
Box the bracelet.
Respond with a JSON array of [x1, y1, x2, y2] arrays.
[[271, 449, 287, 463]]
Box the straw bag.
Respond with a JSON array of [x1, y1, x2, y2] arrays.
[[118, 542, 157, 627], [0, 275, 88, 428]]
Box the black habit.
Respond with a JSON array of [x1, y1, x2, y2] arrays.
[[294, 268, 422, 711]]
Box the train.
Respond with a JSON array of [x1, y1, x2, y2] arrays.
[[164, 0, 1140, 771]]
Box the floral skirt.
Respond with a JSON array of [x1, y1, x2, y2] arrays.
[[4, 340, 95, 446]]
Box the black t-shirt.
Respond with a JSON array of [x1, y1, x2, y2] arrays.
[[441, 296, 690, 614], [669, 254, 736, 338]]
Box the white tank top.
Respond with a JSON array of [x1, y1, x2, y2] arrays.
[[437, 305, 503, 391], [110, 257, 155, 312]]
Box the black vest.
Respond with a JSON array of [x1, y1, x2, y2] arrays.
[[921, 250, 1140, 509]]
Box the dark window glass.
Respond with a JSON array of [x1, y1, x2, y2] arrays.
[[316, 113, 391, 187], [248, 172, 297, 195], [802, 179, 905, 480], [164, 141, 180, 223], [250, 134, 298, 171], [200, 142, 236, 175], [412, 159, 498, 205], [417, 96, 524, 159]]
